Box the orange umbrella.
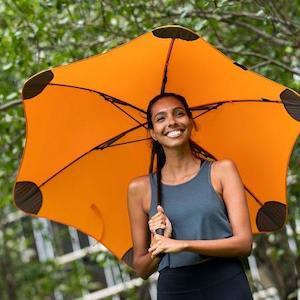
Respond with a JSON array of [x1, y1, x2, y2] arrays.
[[14, 25, 300, 266]]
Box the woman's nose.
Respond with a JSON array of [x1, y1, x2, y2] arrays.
[[167, 116, 176, 126]]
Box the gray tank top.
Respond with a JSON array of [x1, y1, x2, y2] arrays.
[[148, 159, 233, 271]]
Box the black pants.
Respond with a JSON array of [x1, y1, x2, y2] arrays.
[[157, 257, 253, 300]]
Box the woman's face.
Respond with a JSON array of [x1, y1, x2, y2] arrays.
[[149, 96, 193, 148]]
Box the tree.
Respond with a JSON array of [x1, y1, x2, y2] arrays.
[[1, 1, 299, 299]]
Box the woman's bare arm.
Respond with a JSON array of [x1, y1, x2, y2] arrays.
[[127, 176, 161, 279]]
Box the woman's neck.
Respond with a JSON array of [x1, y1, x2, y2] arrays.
[[161, 144, 201, 182]]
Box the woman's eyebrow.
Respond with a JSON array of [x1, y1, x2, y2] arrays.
[[153, 106, 185, 118]]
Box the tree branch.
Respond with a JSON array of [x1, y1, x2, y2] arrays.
[[185, 10, 300, 29], [0, 100, 22, 112], [231, 20, 290, 46], [230, 11, 297, 28], [217, 46, 300, 76], [172, 10, 297, 47], [248, 59, 273, 70]]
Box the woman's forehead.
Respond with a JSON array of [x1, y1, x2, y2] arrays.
[[151, 96, 185, 113]]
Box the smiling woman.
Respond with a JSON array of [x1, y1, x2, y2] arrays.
[[150, 98, 192, 146], [127, 93, 253, 299]]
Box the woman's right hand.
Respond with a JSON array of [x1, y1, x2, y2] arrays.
[[148, 205, 172, 238]]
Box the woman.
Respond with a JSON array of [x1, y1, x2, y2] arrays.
[[127, 93, 253, 299]]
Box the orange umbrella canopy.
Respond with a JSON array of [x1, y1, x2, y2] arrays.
[[14, 25, 300, 265]]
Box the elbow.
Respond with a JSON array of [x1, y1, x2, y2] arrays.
[[240, 245, 252, 257], [240, 236, 253, 257], [245, 241, 253, 256], [135, 268, 151, 280], [133, 260, 151, 280]]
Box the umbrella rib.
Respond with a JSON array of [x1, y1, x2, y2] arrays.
[[101, 94, 147, 129], [244, 186, 264, 206], [190, 104, 267, 208], [191, 103, 224, 119], [96, 137, 152, 149], [36, 90, 268, 209], [191, 99, 281, 119], [38, 122, 147, 189], [184, 142, 266, 207], [160, 38, 175, 94], [190, 99, 280, 111], [95, 122, 148, 150], [49, 83, 147, 128]]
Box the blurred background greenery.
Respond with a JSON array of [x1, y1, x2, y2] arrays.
[[0, 0, 299, 299]]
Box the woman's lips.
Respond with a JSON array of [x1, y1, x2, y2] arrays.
[[165, 129, 184, 138]]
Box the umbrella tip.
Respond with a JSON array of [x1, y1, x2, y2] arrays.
[[22, 70, 54, 100], [256, 200, 286, 232], [152, 25, 199, 41], [14, 181, 42, 215], [280, 89, 300, 121]]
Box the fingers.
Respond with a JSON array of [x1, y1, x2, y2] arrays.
[[148, 220, 166, 235], [151, 206, 165, 219], [148, 235, 163, 257], [150, 249, 161, 258], [149, 215, 166, 225], [154, 233, 163, 241], [148, 219, 166, 231], [148, 209, 167, 234], [148, 206, 171, 236], [157, 205, 165, 213]]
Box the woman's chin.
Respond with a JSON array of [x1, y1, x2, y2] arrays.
[[160, 137, 190, 149]]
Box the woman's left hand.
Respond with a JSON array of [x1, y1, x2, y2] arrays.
[[148, 235, 186, 258]]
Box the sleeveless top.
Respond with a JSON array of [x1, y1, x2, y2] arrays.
[[148, 159, 233, 272]]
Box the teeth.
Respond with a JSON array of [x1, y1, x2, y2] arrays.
[[167, 130, 182, 137]]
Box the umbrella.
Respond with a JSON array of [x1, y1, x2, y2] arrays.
[[14, 25, 300, 266]]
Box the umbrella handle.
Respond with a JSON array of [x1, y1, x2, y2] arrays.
[[155, 228, 164, 235]]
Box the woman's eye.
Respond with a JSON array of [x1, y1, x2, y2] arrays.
[[176, 111, 185, 116], [156, 117, 165, 122]]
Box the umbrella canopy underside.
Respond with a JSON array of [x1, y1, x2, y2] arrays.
[[14, 25, 300, 265]]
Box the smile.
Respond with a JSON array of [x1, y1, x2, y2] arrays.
[[165, 129, 184, 138]]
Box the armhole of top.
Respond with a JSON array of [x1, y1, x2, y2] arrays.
[[207, 161, 224, 203], [147, 173, 154, 218]]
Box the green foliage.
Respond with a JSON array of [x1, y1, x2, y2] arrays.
[[0, 0, 299, 299], [0, 218, 94, 299]]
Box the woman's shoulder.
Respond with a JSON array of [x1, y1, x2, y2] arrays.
[[128, 175, 152, 213], [128, 174, 151, 197], [211, 159, 238, 170], [211, 159, 240, 181]]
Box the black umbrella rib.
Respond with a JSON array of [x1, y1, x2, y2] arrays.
[[38, 122, 147, 190], [187, 144, 265, 207], [190, 102, 269, 207], [191, 102, 225, 119], [191, 99, 281, 119], [97, 137, 152, 148], [49, 83, 145, 113], [101, 94, 147, 129], [160, 38, 175, 94], [190, 99, 281, 111], [243, 186, 264, 206], [49, 83, 147, 128], [95, 122, 148, 150]]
